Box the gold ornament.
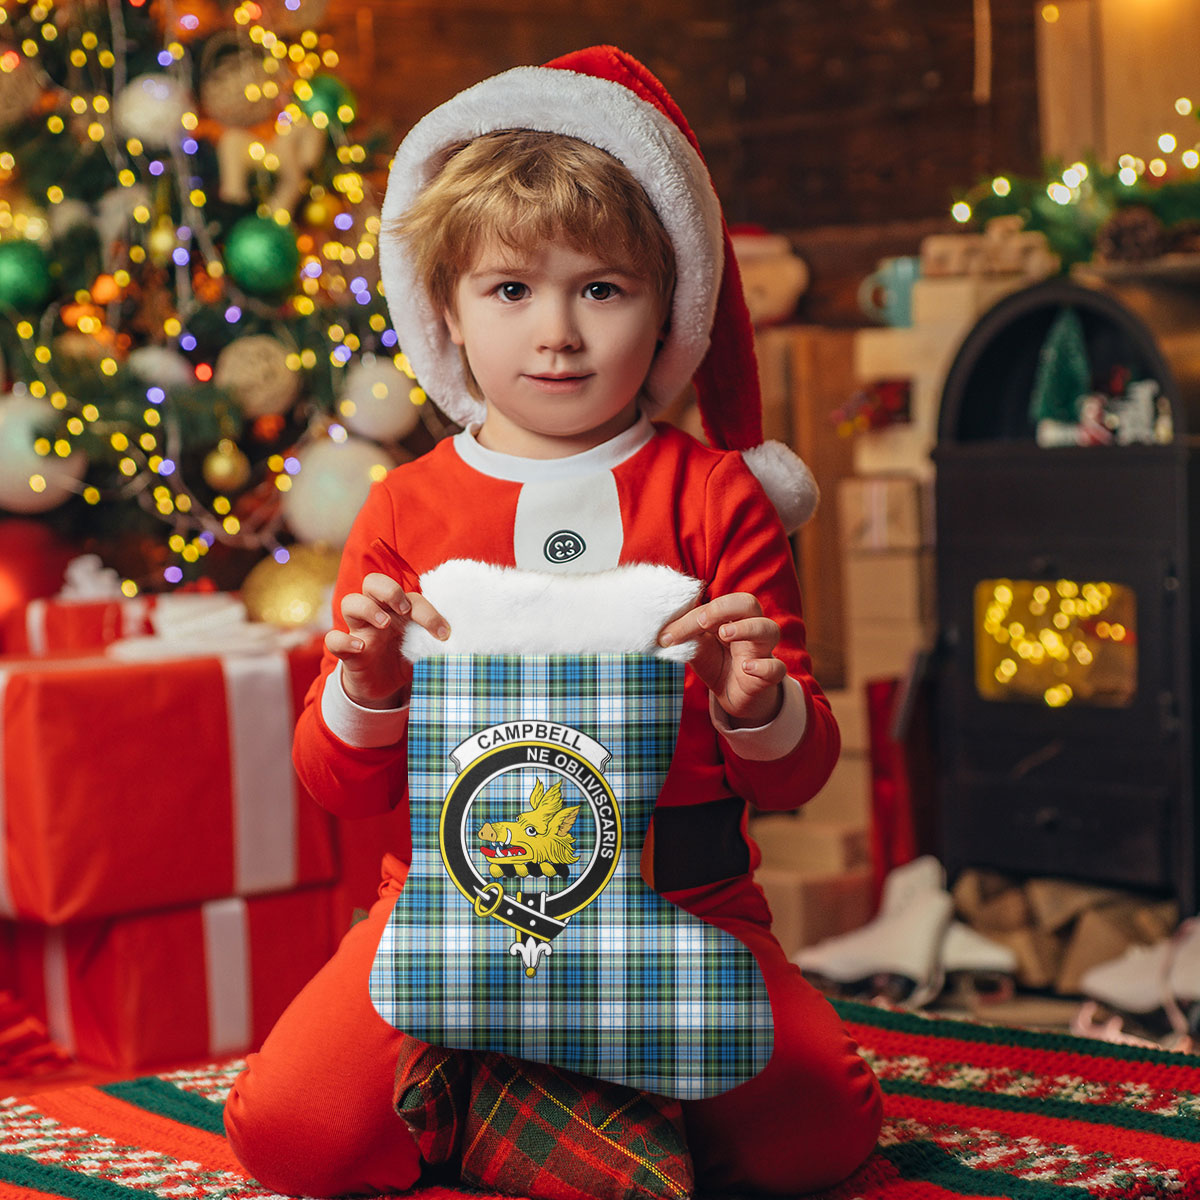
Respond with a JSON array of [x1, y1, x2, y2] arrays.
[[214, 334, 302, 418], [200, 41, 278, 127], [241, 543, 340, 628], [303, 196, 332, 228], [148, 217, 178, 267], [202, 437, 252, 491]]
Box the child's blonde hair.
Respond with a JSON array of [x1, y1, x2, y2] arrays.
[[392, 128, 676, 328]]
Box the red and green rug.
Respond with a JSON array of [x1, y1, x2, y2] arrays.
[[2, 998, 1200, 1200]]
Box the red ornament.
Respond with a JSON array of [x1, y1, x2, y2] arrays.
[[252, 413, 287, 442], [0, 519, 77, 652]]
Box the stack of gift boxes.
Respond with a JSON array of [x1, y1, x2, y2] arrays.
[[830, 231, 1053, 838], [0, 595, 406, 1073], [747, 230, 1061, 956]]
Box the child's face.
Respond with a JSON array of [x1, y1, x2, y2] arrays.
[[443, 238, 663, 457]]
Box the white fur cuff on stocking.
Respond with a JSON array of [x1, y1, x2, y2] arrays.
[[401, 560, 702, 661]]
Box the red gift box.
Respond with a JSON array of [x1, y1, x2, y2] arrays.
[[12, 887, 339, 1071], [0, 642, 337, 923], [4, 597, 156, 655]]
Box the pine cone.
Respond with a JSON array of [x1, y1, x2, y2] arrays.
[[1166, 220, 1200, 255], [1095, 206, 1167, 263]]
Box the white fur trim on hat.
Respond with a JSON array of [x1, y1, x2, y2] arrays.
[[379, 65, 724, 430]]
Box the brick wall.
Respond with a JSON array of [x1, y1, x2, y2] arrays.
[[328, 0, 1041, 236]]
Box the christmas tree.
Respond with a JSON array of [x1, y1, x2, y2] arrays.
[[0, 0, 440, 595]]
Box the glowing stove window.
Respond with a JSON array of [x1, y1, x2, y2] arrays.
[[974, 579, 1136, 707]]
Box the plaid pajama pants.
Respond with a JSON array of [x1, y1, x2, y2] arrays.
[[369, 654, 774, 1099]]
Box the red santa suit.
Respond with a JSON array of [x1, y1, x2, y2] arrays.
[[225, 418, 882, 1195], [224, 43, 881, 1199]]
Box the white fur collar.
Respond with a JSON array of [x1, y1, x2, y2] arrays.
[[402, 560, 701, 661]]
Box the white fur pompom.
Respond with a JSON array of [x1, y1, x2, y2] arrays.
[[741, 441, 819, 533]]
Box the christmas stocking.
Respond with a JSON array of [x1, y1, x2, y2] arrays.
[[369, 561, 774, 1100]]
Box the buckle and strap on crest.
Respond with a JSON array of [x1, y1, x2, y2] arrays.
[[369, 653, 774, 1100]]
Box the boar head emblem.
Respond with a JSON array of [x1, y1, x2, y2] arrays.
[[478, 778, 580, 878]]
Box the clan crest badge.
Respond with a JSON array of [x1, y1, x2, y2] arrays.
[[440, 721, 621, 976]]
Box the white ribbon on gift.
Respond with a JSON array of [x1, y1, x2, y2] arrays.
[[202, 896, 253, 1055], [42, 927, 74, 1054], [23, 601, 49, 656], [40, 896, 253, 1059], [221, 653, 299, 896]]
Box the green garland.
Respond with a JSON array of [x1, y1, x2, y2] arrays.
[[953, 158, 1200, 267]]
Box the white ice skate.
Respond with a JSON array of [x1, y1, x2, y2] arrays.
[[1077, 917, 1200, 1048], [941, 920, 1018, 1004], [794, 856, 954, 1008]]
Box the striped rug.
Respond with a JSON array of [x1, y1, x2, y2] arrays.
[[1, 999, 1199, 1199]]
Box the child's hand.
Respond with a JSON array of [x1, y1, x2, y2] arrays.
[[324, 573, 449, 709], [658, 592, 786, 727]]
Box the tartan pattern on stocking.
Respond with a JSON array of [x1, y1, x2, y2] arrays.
[[370, 654, 773, 1099], [458, 1052, 693, 1200]]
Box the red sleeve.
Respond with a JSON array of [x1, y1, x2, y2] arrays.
[[291, 480, 411, 829], [702, 452, 840, 811]]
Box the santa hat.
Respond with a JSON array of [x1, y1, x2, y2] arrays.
[[379, 45, 818, 530]]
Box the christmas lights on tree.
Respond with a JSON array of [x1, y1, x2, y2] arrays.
[[0, 0, 440, 593]]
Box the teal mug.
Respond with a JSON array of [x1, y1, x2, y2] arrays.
[[858, 255, 922, 327]]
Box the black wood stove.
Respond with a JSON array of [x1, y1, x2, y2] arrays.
[[934, 276, 1200, 913]]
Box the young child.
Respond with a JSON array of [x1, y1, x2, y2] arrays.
[[224, 46, 882, 1197]]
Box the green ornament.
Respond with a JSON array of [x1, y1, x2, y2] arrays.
[[296, 74, 356, 127], [0, 240, 53, 310], [1029, 307, 1091, 425], [224, 215, 301, 296]]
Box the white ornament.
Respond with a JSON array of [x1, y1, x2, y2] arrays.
[[127, 345, 195, 388], [48, 199, 94, 240], [281, 434, 392, 545], [200, 49, 277, 127], [215, 334, 301, 418], [338, 354, 421, 442], [0, 389, 86, 514], [216, 118, 325, 210], [113, 74, 192, 148]]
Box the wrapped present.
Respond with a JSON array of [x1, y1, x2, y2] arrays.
[[837, 475, 932, 553], [4, 596, 155, 654], [0, 641, 337, 923], [12, 887, 338, 1070], [7, 588, 266, 656], [3, 556, 155, 654]]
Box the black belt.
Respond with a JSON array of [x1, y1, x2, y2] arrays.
[[651, 796, 750, 892]]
